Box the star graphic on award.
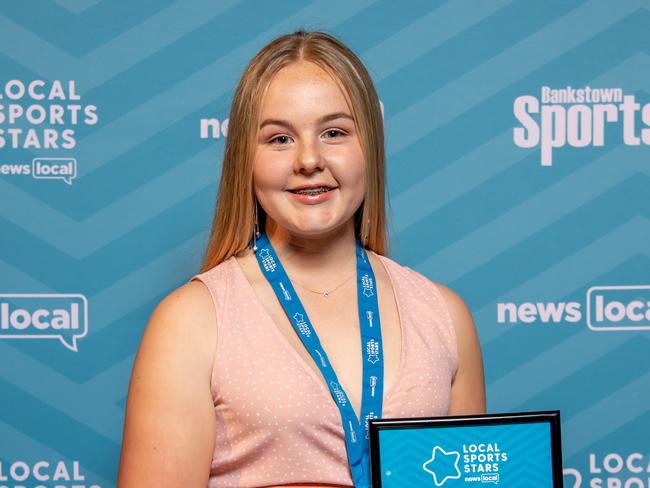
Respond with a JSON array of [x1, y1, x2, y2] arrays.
[[422, 446, 461, 486]]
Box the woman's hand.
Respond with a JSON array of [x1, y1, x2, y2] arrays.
[[117, 280, 217, 487], [437, 284, 487, 415]]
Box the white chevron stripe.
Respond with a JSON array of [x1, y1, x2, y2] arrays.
[[0, 341, 125, 443], [0, 0, 242, 85], [364, 0, 514, 79], [51, 0, 101, 15], [385, 0, 645, 155], [416, 143, 649, 283], [87, 234, 207, 335], [564, 370, 650, 456]]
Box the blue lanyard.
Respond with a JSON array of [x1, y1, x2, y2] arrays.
[[253, 232, 384, 488]]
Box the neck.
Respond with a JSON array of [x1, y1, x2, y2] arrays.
[[263, 218, 358, 278]]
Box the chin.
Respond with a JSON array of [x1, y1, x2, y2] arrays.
[[290, 223, 351, 239]]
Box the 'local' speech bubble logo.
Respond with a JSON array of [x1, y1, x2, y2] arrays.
[[32, 157, 77, 185], [0, 294, 88, 351], [586, 285, 650, 331]]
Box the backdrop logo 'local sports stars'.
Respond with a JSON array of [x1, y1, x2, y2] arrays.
[[0, 80, 99, 185], [563, 451, 650, 488], [0, 459, 101, 487]]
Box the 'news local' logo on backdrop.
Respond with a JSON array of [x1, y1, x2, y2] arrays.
[[513, 86, 650, 165], [0, 80, 99, 185], [497, 285, 650, 331], [564, 452, 650, 488], [200, 116, 229, 140], [0, 294, 88, 351]]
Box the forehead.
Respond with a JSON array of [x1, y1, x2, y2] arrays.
[[260, 61, 352, 118]]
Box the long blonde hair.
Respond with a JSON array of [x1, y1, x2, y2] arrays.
[[199, 29, 388, 272]]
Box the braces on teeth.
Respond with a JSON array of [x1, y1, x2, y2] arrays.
[[295, 187, 329, 194]]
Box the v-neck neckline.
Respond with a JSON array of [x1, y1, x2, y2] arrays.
[[229, 250, 407, 416]]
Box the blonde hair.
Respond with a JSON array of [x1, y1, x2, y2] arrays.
[[199, 29, 388, 272]]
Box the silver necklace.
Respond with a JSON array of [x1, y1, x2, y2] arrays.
[[285, 253, 357, 298], [291, 272, 356, 298]]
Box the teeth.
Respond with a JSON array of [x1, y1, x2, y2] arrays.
[[296, 187, 328, 194]]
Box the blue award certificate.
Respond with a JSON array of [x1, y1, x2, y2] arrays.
[[369, 411, 563, 488]]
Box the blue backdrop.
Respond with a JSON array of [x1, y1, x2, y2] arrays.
[[1, 1, 648, 487]]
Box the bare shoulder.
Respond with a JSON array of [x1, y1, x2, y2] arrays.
[[434, 283, 476, 336], [153, 279, 216, 331], [117, 279, 218, 487], [431, 282, 482, 366], [145, 279, 217, 369], [433, 283, 486, 414], [125, 279, 218, 410]]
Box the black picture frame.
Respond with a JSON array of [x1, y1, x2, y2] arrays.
[[368, 410, 563, 488]]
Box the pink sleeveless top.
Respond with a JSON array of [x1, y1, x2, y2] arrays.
[[189, 251, 458, 487]]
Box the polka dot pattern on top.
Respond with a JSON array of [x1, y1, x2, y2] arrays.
[[188, 250, 458, 487]]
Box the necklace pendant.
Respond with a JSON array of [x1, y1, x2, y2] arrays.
[[323, 291, 329, 298]]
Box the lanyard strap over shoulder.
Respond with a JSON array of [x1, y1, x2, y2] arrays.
[[253, 232, 384, 488]]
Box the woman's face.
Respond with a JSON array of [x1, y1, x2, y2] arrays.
[[253, 60, 366, 239]]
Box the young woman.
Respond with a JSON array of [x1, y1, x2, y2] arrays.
[[117, 29, 485, 488]]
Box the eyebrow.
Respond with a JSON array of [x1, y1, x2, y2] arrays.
[[259, 112, 354, 130]]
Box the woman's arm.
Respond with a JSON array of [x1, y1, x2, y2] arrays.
[[436, 283, 487, 415], [117, 280, 217, 488]]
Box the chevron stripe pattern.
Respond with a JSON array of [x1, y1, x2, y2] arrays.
[[0, 1, 648, 486]]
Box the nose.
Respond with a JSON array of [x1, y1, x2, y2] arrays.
[[294, 136, 324, 173]]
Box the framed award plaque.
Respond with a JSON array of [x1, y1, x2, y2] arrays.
[[369, 410, 563, 488]]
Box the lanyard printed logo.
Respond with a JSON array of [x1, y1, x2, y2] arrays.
[[366, 310, 374, 327], [361, 274, 374, 297], [369, 376, 378, 397], [292, 312, 311, 338], [279, 282, 292, 300], [330, 381, 348, 406], [258, 248, 277, 272], [366, 339, 380, 364]]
